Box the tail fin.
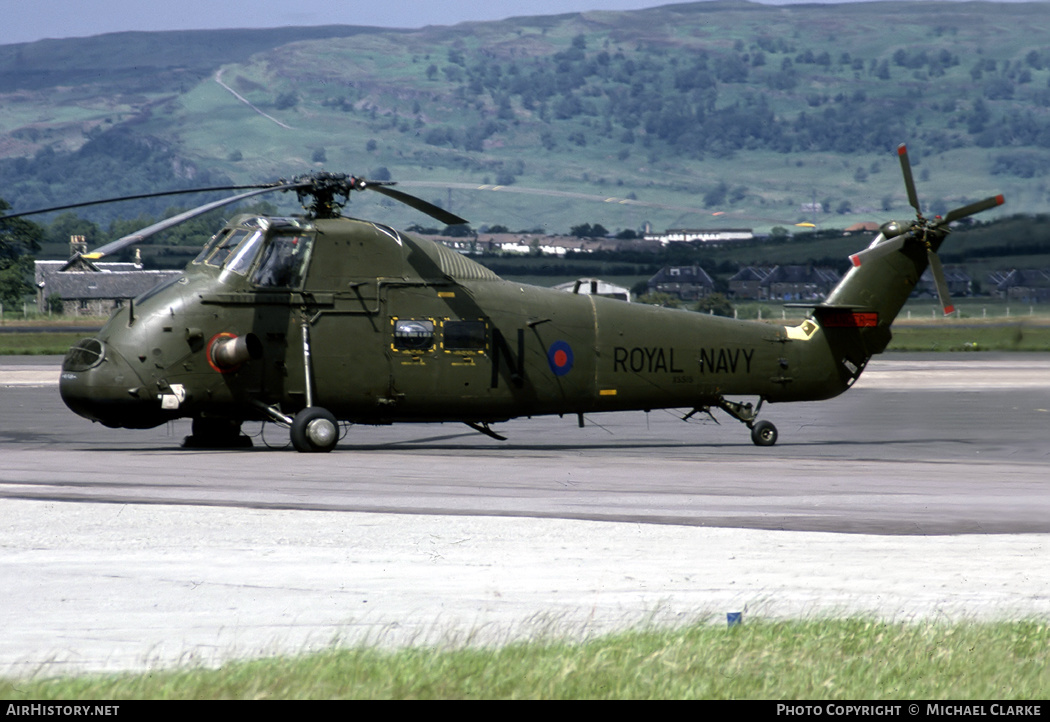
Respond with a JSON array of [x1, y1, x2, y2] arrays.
[[782, 145, 1003, 396], [811, 143, 1004, 358]]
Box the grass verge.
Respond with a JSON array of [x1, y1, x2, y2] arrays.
[[0, 318, 105, 355], [3, 619, 1049, 699], [0, 331, 97, 355], [886, 321, 1050, 352], [0, 332, 88, 355]]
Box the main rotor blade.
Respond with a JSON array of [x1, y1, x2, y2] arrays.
[[0, 185, 277, 222], [938, 194, 1005, 226], [897, 144, 922, 217], [369, 184, 468, 225], [87, 183, 301, 258], [926, 248, 955, 316]]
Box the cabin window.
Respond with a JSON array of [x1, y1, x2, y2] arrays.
[[442, 320, 488, 353], [252, 234, 313, 288], [392, 318, 435, 352]]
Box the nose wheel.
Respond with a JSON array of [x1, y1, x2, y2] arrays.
[[291, 406, 339, 452]]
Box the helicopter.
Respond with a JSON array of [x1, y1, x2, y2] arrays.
[[1, 144, 1003, 452]]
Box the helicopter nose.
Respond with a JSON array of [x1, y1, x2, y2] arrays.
[[60, 338, 168, 429]]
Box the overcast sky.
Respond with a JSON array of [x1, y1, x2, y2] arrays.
[[2, 0, 1028, 47]]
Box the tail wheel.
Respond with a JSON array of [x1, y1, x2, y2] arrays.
[[291, 406, 339, 453], [750, 420, 778, 447]]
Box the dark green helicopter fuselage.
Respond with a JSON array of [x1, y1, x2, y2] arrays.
[[59, 211, 925, 438]]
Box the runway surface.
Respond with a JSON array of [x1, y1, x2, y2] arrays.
[[2, 353, 1049, 675]]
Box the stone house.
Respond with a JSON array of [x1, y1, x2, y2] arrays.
[[35, 237, 181, 316]]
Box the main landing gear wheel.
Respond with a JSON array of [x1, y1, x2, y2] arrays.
[[750, 420, 778, 447], [290, 406, 339, 453]]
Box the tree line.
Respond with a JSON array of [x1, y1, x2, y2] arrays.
[[399, 31, 1050, 160]]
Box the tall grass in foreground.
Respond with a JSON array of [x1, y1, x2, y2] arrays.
[[4, 620, 1050, 699]]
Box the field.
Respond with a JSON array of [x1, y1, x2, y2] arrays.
[[4, 2, 1050, 235], [0, 317, 103, 354]]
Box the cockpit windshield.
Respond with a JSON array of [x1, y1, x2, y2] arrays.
[[224, 230, 265, 276], [194, 218, 313, 289], [193, 230, 231, 265], [193, 217, 271, 268], [198, 229, 254, 268]]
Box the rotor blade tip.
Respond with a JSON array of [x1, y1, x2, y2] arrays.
[[849, 254, 862, 267], [944, 305, 955, 316], [996, 194, 1005, 206], [897, 144, 907, 155]]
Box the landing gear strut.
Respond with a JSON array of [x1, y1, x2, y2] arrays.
[[287, 313, 338, 452]]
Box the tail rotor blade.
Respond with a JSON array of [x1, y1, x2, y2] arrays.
[[898, 144, 922, 216], [927, 248, 955, 316]]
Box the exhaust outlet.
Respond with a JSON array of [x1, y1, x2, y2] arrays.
[[208, 333, 262, 371]]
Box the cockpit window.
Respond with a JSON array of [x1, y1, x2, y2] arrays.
[[203, 229, 251, 268], [252, 234, 313, 288], [224, 229, 265, 276], [193, 231, 226, 264], [63, 338, 105, 372]]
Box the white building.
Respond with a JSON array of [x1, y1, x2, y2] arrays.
[[643, 228, 753, 244]]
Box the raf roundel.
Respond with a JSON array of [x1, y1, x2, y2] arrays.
[[547, 340, 574, 377]]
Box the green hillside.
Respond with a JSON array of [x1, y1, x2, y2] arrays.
[[0, 1, 1048, 236]]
